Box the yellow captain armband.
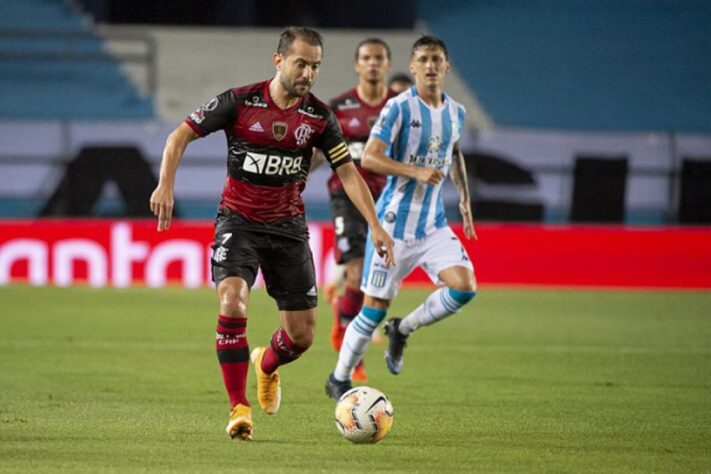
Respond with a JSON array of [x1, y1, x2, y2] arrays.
[[328, 142, 350, 164]]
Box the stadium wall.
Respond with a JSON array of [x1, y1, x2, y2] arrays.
[[2, 121, 710, 223], [1, 220, 709, 290]]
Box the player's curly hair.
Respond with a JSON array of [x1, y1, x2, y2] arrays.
[[411, 35, 448, 59], [277, 26, 324, 56]]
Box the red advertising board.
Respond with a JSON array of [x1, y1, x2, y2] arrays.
[[1, 219, 710, 289]]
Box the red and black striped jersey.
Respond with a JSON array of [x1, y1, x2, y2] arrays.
[[326, 87, 396, 198], [185, 79, 352, 240]]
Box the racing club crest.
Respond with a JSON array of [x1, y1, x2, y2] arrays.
[[427, 136, 441, 154], [272, 122, 288, 141]]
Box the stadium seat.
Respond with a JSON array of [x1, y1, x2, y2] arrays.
[[0, 0, 153, 119]]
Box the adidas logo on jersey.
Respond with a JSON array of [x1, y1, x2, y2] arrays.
[[348, 117, 361, 128], [249, 122, 264, 132]]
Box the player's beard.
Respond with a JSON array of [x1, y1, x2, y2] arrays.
[[281, 76, 311, 98]]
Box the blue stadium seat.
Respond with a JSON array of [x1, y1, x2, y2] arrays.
[[419, 0, 711, 132], [0, 0, 154, 119]]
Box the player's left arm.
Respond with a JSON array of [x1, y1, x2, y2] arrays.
[[450, 140, 477, 240]]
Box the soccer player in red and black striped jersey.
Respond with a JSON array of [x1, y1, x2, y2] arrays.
[[149, 27, 394, 441], [321, 39, 398, 382]]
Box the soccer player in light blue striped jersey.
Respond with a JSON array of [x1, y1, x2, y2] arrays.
[[326, 35, 478, 400]]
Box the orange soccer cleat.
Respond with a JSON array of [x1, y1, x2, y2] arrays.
[[329, 297, 345, 351], [250, 347, 281, 414], [226, 404, 253, 441], [352, 360, 368, 382]]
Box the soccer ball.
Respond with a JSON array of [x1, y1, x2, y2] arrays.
[[334, 386, 394, 444]]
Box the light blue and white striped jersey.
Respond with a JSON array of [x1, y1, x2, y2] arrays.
[[370, 86, 466, 241]]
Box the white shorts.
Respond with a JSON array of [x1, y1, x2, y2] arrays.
[[361, 226, 475, 300]]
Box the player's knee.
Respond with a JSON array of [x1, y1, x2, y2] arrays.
[[219, 299, 247, 318], [217, 285, 248, 318], [218, 290, 248, 318], [448, 271, 477, 294], [447, 287, 477, 306]]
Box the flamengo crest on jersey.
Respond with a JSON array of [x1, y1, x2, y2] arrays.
[[371, 87, 466, 240]]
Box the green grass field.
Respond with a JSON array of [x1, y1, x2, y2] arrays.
[[1, 285, 710, 473]]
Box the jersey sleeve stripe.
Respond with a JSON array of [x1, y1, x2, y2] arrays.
[[330, 150, 349, 162], [329, 143, 348, 155], [330, 151, 350, 164], [330, 147, 349, 159]]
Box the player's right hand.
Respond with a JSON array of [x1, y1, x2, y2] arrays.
[[371, 224, 395, 267], [149, 184, 174, 232], [415, 167, 445, 185]]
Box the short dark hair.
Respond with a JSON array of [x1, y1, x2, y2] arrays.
[[411, 35, 448, 60], [277, 26, 324, 56], [354, 37, 391, 61], [388, 72, 413, 87]]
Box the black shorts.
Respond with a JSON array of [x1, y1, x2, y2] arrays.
[[211, 217, 317, 311], [329, 192, 369, 264]]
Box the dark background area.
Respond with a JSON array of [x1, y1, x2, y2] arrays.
[[76, 0, 416, 28]]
